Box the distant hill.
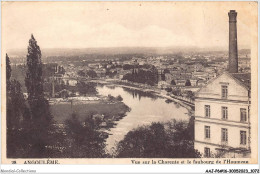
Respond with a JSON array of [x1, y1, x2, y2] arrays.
[[7, 47, 250, 62], [238, 49, 251, 54], [7, 47, 231, 57]]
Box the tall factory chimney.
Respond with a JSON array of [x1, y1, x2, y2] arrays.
[[228, 10, 238, 73]]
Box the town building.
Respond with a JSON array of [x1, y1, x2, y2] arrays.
[[194, 10, 251, 158], [194, 72, 251, 157]]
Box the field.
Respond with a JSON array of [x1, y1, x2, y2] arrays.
[[50, 101, 130, 123]]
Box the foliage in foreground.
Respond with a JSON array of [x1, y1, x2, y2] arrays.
[[61, 113, 107, 158], [114, 118, 201, 158], [7, 35, 60, 158]]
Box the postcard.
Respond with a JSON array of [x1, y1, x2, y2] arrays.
[[1, 1, 258, 167]]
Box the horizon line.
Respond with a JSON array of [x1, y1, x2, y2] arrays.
[[7, 46, 251, 51]]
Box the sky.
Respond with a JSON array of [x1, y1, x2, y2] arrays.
[[2, 2, 257, 50]]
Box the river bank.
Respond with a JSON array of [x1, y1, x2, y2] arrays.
[[50, 95, 131, 140], [97, 85, 190, 152], [104, 81, 194, 113]]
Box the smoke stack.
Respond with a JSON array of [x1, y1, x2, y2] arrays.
[[228, 10, 238, 73]]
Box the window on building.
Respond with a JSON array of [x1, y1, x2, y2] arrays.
[[240, 108, 247, 122], [222, 107, 228, 119], [240, 131, 247, 145], [205, 126, 210, 139], [221, 85, 228, 99], [204, 147, 211, 158], [221, 128, 228, 142], [205, 105, 210, 118]]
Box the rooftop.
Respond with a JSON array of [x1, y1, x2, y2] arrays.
[[231, 73, 251, 89]]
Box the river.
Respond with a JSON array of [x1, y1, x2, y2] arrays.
[[97, 85, 190, 152]]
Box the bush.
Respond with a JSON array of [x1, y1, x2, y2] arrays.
[[185, 80, 191, 86], [108, 94, 115, 101], [116, 95, 123, 101], [165, 87, 172, 93], [114, 119, 201, 158], [171, 80, 176, 86], [63, 113, 106, 158]]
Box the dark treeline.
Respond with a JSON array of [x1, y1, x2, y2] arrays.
[[76, 81, 97, 96], [122, 65, 158, 86], [77, 69, 97, 78], [113, 117, 200, 158]]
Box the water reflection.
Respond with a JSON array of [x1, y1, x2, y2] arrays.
[[122, 87, 158, 101]]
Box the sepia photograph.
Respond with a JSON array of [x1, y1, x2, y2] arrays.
[[1, 1, 258, 167]]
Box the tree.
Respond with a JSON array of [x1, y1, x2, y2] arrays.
[[171, 79, 176, 86], [115, 120, 201, 158], [6, 54, 12, 94], [6, 53, 12, 129], [161, 73, 166, 81], [6, 55, 33, 158], [76, 81, 97, 96], [58, 66, 66, 74], [165, 87, 172, 93], [25, 34, 52, 122], [123, 64, 133, 70], [105, 69, 117, 78], [185, 79, 191, 86], [107, 94, 115, 101], [77, 70, 85, 77], [172, 88, 181, 96], [163, 69, 170, 74], [24, 34, 54, 157], [6, 54, 24, 157], [63, 113, 106, 157], [7, 80, 26, 128], [87, 70, 97, 78], [42, 63, 57, 79], [186, 116, 195, 141], [116, 95, 123, 101], [186, 91, 195, 101], [122, 73, 133, 81], [122, 65, 158, 86], [25, 35, 52, 120], [6, 79, 33, 158], [6, 54, 11, 82], [25, 35, 44, 101]]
